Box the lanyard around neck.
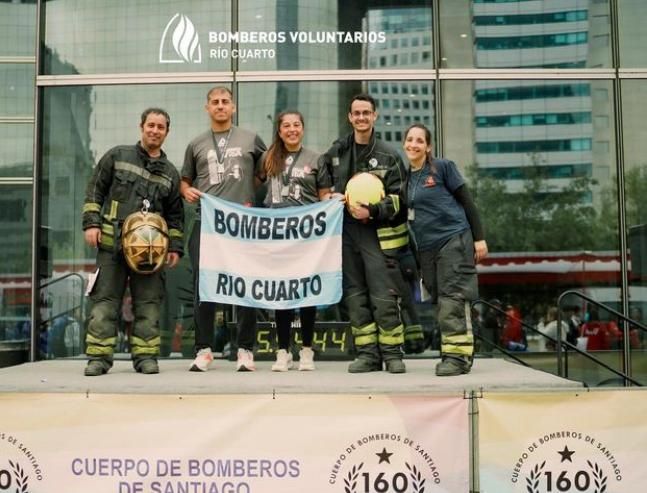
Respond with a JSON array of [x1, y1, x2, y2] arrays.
[[282, 148, 302, 186], [211, 128, 232, 163]]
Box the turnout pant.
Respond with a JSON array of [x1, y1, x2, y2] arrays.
[[342, 220, 404, 361], [189, 219, 256, 352], [385, 246, 423, 346], [418, 230, 477, 359], [86, 249, 164, 364]]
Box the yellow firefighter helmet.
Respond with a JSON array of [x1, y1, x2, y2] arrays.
[[345, 172, 385, 219], [122, 203, 169, 275]]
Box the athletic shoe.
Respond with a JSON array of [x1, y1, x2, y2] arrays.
[[298, 347, 315, 371], [189, 347, 214, 372], [271, 349, 294, 372], [236, 348, 256, 372]]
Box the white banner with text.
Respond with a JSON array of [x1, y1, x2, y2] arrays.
[[199, 195, 343, 310], [479, 390, 647, 493], [0, 393, 469, 493]]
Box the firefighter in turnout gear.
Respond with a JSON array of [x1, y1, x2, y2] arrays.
[[81, 108, 184, 376], [321, 94, 408, 373]]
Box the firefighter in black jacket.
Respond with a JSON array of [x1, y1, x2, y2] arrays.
[[321, 94, 407, 373], [81, 108, 184, 376]]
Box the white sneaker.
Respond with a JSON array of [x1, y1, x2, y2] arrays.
[[189, 347, 214, 372], [298, 347, 315, 371], [236, 348, 256, 372], [271, 349, 294, 372]]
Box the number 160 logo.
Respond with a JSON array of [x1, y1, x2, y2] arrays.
[[526, 461, 608, 493], [0, 461, 29, 493], [344, 463, 427, 493]]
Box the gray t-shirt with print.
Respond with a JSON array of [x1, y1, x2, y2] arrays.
[[262, 147, 332, 208], [182, 126, 266, 205]]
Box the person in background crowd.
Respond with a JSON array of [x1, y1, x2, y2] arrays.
[[501, 304, 526, 351], [403, 123, 488, 376], [181, 86, 266, 372], [480, 298, 504, 353], [536, 306, 568, 351], [564, 305, 582, 345], [81, 107, 184, 376], [320, 94, 407, 374], [579, 306, 621, 351], [260, 110, 332, 371]]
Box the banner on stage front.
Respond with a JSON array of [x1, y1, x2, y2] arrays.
[[0, 393, 469, 493], [199, 195, 343, 309], [479, 390, 647, 493]]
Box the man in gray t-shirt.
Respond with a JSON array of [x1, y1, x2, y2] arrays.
[[181, 86, 266, 372]]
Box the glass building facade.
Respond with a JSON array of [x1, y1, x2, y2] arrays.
[[2, 0, 647, 383]]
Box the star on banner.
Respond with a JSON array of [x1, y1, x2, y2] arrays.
[[376, 448, 393, 464], [558, 446, 575, 463]]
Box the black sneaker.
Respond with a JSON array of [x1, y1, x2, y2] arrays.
[[435, 356, 471, 376]]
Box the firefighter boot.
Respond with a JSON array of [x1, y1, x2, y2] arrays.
[[348, 343, 382, 373], [435, 355, 472, 376], [134, 358, 160, 374], [381, 344, 406, 374], [84, 359, 111, 376]]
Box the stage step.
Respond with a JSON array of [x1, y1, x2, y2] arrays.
[[0, 358, 582, 395]]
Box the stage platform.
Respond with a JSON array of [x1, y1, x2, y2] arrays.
[[0, 357, 582, 394]]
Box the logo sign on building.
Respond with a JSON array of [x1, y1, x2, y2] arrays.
[[159, 13, 386, 62], [159, 13, 202, 64]]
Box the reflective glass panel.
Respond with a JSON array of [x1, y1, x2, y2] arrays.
[[42, 0, 230, 75], [41, 80, 436, 358], [0, 64, 35, 116], [0, 185, 32, 344], [443, 79, 618, 377], [40, 84, 219, 358], [440, 0, 611, 69], [237, 0, 433, 71], [237, 80, 435, 151], [621, 80, 647, 379], [238, 80, 435, 357], [0, 0, 37, 57], [618, 0, 647, 67], [0, 124, 33, 177]]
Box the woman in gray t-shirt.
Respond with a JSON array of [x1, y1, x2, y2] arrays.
[[260, 111, 332, 372]]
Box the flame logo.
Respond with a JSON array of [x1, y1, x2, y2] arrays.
[[159, 13, 202, 64]]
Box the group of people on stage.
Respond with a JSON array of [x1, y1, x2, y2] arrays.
[[81, 85, 488, 378]]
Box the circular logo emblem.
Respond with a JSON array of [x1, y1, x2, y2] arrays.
[[510, 431, 622, 493], [0, 432, 44, 493], [328, 432, 442, 492]]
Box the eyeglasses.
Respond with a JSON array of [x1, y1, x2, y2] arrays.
[[350, 110, 374, 118]]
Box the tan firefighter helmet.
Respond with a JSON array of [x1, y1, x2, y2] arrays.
[[122, 200, 169, 274], [345, 172, 385, 219]]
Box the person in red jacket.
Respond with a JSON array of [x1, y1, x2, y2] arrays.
[[500, 304, 525, 350], [579, 307, 621, 351]]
